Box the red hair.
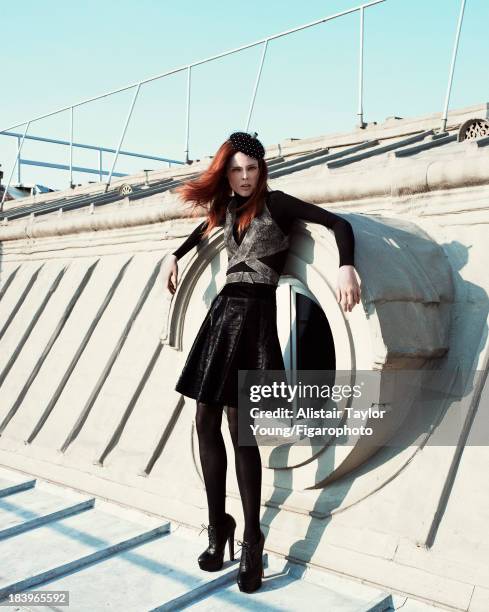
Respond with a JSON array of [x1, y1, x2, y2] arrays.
[[175, 139, 269, 240]]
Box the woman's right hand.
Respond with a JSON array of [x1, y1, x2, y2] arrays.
[[163, 254, 179, 295]]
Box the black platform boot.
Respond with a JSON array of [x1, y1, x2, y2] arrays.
[[198, 513, 236, 571], [237, 530, 265, 593]]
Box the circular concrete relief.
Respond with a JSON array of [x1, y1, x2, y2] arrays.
[[170, 214, 454, 493]]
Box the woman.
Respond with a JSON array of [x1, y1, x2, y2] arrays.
[[162, 132, 361, 593]]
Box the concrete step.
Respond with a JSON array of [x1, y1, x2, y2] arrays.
[[0, 485, 95, 539], [13, 526, 240, 611], [0, 474, 36, 497], [0, 468, 397, 611], [183, 551, 393, 612], [13, 524, 393, 612], [0, 500, 170, 600]]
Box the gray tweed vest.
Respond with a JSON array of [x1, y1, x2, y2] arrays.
[[223, 195, 290, 287]]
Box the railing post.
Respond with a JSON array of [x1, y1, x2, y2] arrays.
[[69, 106, 74, 188], [440, 0, 467, 132], [105, 83, 142, 192], [184, 66, 192, 164], [245, 40, 269, 133], [99, 150, 103, 182], [17, 136, 21, 184], [357, 6, 365, 128], [1, 121, 31, 211]]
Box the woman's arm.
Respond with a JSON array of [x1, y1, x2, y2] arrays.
[[272, 190, 354, 267], [172, 220, 209, 260], [163, 219, 208, 295], [272, 190, 360, 312]]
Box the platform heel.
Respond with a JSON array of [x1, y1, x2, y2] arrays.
[[237, 530, 265, 593], [198, 513, 237, 572]]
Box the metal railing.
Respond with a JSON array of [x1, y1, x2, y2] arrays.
[[0, 131, 184, 186], [0, 0, 469, 211], [441, 0, 467, 132]]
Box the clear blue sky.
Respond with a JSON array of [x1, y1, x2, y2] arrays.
[[1, 0, 487, 190]]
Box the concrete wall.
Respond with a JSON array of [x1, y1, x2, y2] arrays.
[[0, 104, 488, 611]]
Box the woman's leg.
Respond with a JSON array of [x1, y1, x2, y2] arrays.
[[226, 405, 262, 543], [195, 401, 227, 525]]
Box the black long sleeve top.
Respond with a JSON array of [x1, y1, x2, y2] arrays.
[[172, 190, 355, 270]]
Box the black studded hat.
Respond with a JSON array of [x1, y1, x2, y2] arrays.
[[229, 131, 265, 160]]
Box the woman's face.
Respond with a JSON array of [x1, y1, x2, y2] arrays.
[[226, 152, 260, 197]]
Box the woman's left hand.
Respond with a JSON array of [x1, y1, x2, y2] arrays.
[[336, 265, 361, 313]]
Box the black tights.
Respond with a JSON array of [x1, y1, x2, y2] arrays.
[[195, 401, 262, 543]]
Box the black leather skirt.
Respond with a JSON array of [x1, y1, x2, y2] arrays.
[[175, 284, 284, 407]]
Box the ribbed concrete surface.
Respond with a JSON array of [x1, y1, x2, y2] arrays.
[[0, 467, 397, 612]]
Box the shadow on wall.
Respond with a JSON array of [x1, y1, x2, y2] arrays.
[[259, 237, 488, 574]]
